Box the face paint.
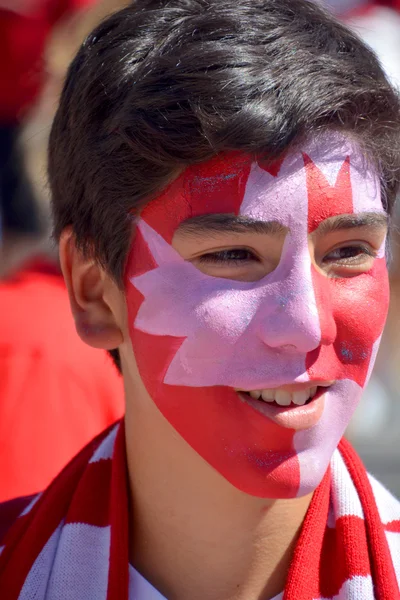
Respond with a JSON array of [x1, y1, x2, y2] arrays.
[[125, 134, 389, 498]]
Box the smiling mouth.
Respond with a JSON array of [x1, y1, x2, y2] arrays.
[[235, 383, 333, 407]]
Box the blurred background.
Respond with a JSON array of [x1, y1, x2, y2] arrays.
[[0, 0, 399, 500]]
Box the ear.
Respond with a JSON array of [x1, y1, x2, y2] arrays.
[[59, 228, 124, 350]]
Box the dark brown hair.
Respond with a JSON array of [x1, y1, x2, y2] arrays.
[[48, 0, 400, 366]]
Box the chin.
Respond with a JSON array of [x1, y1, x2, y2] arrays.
[[215, 453, 329, 500]]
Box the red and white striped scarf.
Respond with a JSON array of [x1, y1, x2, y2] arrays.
[[0, 421, 399, 599]]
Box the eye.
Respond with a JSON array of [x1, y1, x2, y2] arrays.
[[197, 248, 259, 265], [323, 244, 377, 266]]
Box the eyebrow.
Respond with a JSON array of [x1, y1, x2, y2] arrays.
[[176, 213, 287, 236], [176, 211, 388, 238], [315, 212, 388, 235]]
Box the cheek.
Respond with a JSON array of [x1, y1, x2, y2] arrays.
[[307, 258, 389, 386], [334, 262, 388, 354]]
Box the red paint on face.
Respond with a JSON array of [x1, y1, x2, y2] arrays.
[[303, 156, 389, 386], [304, 154, 353, 232], [131, 227, 158, 276], [306, 260, 388, 385], [141, 153, 252, 243]]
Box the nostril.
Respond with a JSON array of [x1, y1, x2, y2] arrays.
[[280, 344, 298, 351]]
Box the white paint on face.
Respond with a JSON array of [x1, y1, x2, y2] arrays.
[[294, 379, 362, 496]]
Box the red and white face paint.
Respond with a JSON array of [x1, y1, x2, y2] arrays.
[[125, 135, 389, 498]]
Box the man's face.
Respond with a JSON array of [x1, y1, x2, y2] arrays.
[[125, 135, 388, 499]]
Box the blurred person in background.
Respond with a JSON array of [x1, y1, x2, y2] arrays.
[[0, 251, 124, 502], [0, 0, 98, 239], [0, 0, 129, 503]]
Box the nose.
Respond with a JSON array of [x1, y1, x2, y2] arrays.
[[256, 264, 336, 354]]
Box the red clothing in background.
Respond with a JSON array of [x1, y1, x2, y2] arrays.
[[0, 260, 124, 501], [0, 0, 97, 123]]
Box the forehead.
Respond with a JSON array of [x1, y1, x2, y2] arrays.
[[140, 134, 383, 242]]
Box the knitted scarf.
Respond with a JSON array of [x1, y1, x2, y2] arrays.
[[0, 421, 399, 600]]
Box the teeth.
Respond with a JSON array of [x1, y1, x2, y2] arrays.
[[291, 389, 310, 405], [274, 390, 292, 406], [236, 384, 328, 407], [261, 389, 275, 402]]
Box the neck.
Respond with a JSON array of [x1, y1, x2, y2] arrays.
[[124, 376, 312, 600]]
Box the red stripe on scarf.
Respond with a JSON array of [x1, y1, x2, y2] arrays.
[[283, 467, 331, 600], [107, 422, 129, 600], [320, 515, 371, 597], [65, 460, 113, 527], [385, 520, 400, 533]]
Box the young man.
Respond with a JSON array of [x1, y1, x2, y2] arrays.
[[0, 0, 400, 598]]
